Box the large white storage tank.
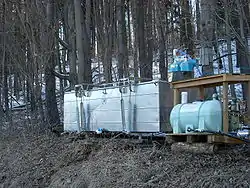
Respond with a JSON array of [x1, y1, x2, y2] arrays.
[[63, 80, 172, 133], [63, 91, 80, 132]]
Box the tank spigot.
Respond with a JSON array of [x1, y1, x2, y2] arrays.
[[187, 127, 193, 132]]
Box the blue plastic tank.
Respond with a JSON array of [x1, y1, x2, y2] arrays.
[[170, 98, 222, 133], [168, 62, 180, 72], [179, 59, 197, 72]]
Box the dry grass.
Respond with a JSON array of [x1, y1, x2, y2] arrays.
[[0, 121, 250, 188]]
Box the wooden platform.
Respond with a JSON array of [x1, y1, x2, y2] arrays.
[[170, 74, 250, 89], [166, 133, 246, 144], [170, 74, 250, 134]]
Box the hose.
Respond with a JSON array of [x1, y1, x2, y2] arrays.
[[187, 127, 250, 144], [240, 127, 250, 130]]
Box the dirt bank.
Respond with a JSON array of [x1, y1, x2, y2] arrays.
[[0, 130, 250, 188]]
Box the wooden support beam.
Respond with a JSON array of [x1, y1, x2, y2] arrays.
[[248, 81, 250, 118], [171, 142, 217, 154], [173, 89, 180, 106], [186, 135, 195, 143], [167, 133, 245, 145], [223, 82, 229, 133], [224, 74, 250, 82], [207, 135, 245, 144], [198, 86, 205, 100], [171, 74, 250, 89], [171, 75, 224, 89]]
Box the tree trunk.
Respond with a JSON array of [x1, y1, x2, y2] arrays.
[[45, 0, 60, 126], [74, 0, 85, 84], [146, 0, 153, 80], [67, 1, 77, 87], [26, 43, 36, 112], [179, 0, 197, 100], [1, 0, 7, 116], [13, 72, 20, 100], [200, 0, 216, 98], [137, 0, 148, 81], [102, 0, 113, 82], [131, 0, 139, 78], [180, 0, 194, 56], [180, 0, 194, 81], [3, 60, 8, 114], [127, 0, 132, 53], [84, 0, 92, 84], [155, 0, 167, 80], [236, 0, 250, 101], [196, 0, 200, 40], [117, 0, 128, 79], [224, 0, 236, 99]]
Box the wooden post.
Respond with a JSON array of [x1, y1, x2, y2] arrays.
[[173, 89, 180, 106], [223, 82, 229, 133], [171, 142, 217, 154], [198, 86, 205, 100], [248, 81, 250, 118]]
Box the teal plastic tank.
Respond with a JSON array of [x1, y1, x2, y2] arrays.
[[170, 98, 222, 133]]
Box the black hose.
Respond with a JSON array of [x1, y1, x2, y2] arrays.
[[241, 127, 250, 130], [187, 127, 250, 144]]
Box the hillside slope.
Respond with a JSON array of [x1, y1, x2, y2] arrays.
[[1, 128, 250, 188]]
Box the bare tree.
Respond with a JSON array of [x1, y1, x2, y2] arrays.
[[146, 0, 153, 80], [155, 0, 168, 80], [117, 0, 128, 79], [236, 0, 250, 101], [223, 0, 236, 98], [45, 0, 60, 126], [137, 0, 148, 81]]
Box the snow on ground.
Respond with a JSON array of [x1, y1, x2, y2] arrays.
[[213, 40, 242, 99]]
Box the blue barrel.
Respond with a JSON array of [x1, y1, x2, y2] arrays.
[[180, 59, 197, 72], [168, 61, 180, 72]]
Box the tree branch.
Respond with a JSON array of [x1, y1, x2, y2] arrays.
[[53, 71, 70, 80], [58, 37, 69, 49], [213, 53, 237, 62]]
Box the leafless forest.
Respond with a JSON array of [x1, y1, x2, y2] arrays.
[[0, 0, 249, 127], [1, 1, 250, 187]]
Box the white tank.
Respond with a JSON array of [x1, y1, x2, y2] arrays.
[[170, 98, 222, 133]]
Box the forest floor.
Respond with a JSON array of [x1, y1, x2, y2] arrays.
[[1, 118, 250, 188]]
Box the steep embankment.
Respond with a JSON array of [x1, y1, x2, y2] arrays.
[[0, 131, 250, 188]]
